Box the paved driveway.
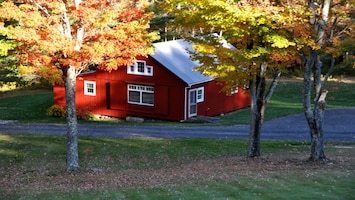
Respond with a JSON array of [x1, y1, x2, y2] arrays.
[[0, 108, 354, 142]]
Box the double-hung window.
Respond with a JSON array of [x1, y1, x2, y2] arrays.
[[128, 84, 154, 106], [127, 60, 153, 76], [84, 81, 96, 96]]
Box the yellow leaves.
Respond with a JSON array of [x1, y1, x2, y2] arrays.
[[99, 59, 119, 72], [0, 1, 22, 19], [160, 0, 315, 86], [265, 34, 296, 48], [242, 47, 269, 60], [18, 65, 37, 76], [192, 43, 216, 55]]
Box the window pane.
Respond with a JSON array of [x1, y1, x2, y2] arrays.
[[147, 66, 152, 75], [87, 83, 94, 93], [142, 92, 154, 105], [137, 62, 145, 73], [190, 105, 197, 115], [129, 91, 140, 103], [146, 87, 154, 92], [190, 90, 196, 104]]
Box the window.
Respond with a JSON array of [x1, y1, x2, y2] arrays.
[[127, 60, 153, 76], [231, 87, 239, 94], [84, 81, 96, 96], [128, 84, 154, 106], [196, 87, 204, 103], [137, 62, 145, 73]]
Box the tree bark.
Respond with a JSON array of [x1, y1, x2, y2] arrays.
[[247, 78, 262, 157], [302, 50, 327, 161], [247, 63, 280, 157], [65, 65, 80, 172]]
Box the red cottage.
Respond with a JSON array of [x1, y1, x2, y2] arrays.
[[53, 39, 250, 121]]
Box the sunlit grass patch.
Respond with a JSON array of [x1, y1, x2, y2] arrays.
[[1, 134, 354, 200]]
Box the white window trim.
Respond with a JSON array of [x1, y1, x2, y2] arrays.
[[196, 87, 204, 103], [127, 60, 153, 76], [128, 84, 154, 106], [84, 80, 96, 96]]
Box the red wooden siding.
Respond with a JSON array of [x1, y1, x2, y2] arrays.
[[53, 55, 250, 121], [192, 81, 250, 117]]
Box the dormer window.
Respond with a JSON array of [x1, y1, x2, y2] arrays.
[[127, 60, 153, 76]]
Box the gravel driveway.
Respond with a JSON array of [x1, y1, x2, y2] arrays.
[[1, 108, 354, 142]]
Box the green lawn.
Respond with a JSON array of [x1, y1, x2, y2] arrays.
[[0, 134, 354, 199]]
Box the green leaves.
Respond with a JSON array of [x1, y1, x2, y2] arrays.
[[0, 39, 16, 56], [265, 34, 296, 48]]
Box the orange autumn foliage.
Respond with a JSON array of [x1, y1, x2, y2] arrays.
[[0, 0, 159, 84]]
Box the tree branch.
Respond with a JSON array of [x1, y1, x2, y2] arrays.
[[303, 50, 316, 120], [265, 70, 281, 103], [30, 0, 50, 17]]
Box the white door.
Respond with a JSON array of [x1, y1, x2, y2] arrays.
[[189, 90, 197, 117]]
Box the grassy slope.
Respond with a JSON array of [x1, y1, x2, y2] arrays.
[[0, 134, 354, 199]]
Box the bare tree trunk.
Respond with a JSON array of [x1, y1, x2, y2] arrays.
[[65, 65, 80, 172], [302, 50, 328, 161], [247, 63, 281, 157], [248, 79, 262, 157], [247, 75, 264, 157], [301, 0, 332, 161]]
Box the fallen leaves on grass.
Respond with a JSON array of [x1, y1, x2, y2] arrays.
[[1, 147, 354, 198]]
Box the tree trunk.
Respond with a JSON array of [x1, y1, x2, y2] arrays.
[[247, 63, 265, 157], [247, 63, 281, 157], [248, 95, 263, 157], [304, 104, 327, 161], [247, 77, 265, 157], [302, 50, 327, 161], [65, 65, 80, 172], [308, 116, 326, 161]]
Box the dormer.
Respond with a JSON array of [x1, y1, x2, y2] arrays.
[[127, 60, 153, 76]]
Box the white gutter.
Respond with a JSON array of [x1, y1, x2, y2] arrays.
[[183, 86, 190, 121]]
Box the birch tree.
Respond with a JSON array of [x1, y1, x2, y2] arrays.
[[0, 0, 158, 171], [301, 0, 354, 161]]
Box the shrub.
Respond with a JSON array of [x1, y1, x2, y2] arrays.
[[47, 105, 66, 118], [85, 112, 98, 121], [77, 103, 97, 120]]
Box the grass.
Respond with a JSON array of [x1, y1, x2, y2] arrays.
[[0, 90, 59, 123], [0, 134, 354, 199], [0, 78, 354, 125]]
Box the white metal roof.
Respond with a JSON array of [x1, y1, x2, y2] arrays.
[[151, 39, 213, 86]]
